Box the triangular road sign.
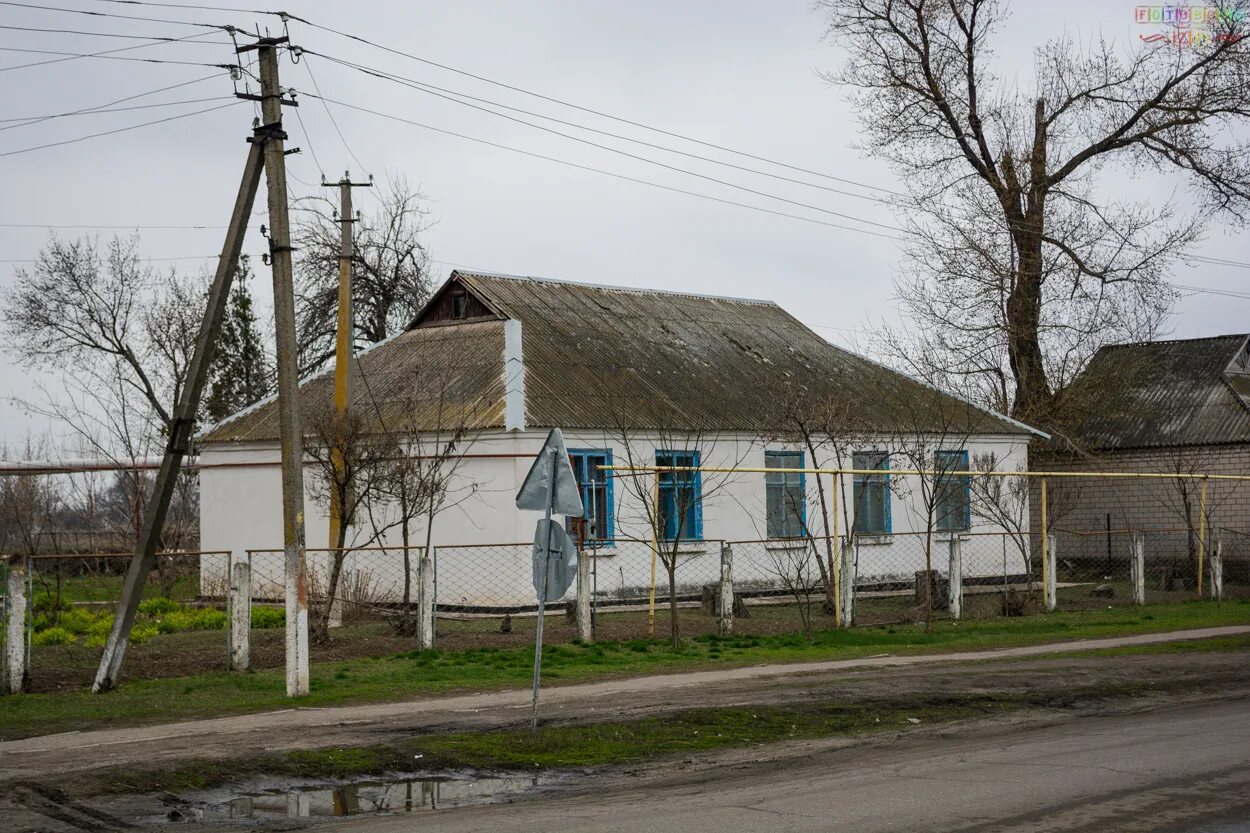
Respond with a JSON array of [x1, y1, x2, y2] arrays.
[[516, 427, 585, 516]]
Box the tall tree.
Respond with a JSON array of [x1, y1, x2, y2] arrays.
[[203, 256, 271, 424], [294, 176, 434, 374], [823, 0, 1250, 426]]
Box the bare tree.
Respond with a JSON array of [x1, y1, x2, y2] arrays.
[[294, 177, 435, 374], [824, 0, 1250, 424], [302, 402, 399, 644], [0, 438, 63, 559]]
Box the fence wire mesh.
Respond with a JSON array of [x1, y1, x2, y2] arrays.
[[7, 526, 1247, 692]]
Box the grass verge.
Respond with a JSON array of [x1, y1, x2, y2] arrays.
[[2, 600, 1247, 741]]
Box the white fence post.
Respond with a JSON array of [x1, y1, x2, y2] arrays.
[[1211, 538, 1223, 602], [1044, 533, 1058, 613], [229, 560, 252, 672], [718, 542, 734, 637], [840, 537, 856, 627], [418, 547, 434, 650], [1130, 532, 1146, 606], [5, 557, 29, 694], [947, 537, 963, 620], [576, 549, 593, 643]]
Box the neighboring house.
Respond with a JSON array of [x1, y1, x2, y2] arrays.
[[197, 271, 1041, 607], [1035, 334, 1250, 566]]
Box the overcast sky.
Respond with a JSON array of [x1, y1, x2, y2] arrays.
[[2, 0, 1247, 452]]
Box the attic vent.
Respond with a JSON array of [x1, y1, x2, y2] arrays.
[[451, 290, 468, 319]]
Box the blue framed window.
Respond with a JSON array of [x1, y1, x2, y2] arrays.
[[852, 451, 891, 535], [765, 450, 805, 538], [568, 449, 614, 542], [934, 449, 971, 532], [656, 450, 701, 540]]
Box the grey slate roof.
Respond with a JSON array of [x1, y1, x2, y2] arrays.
[[200, 271, 1039, 443], [1055, 334, 1250, 451]]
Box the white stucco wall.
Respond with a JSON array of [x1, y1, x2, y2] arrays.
[[199, 428, 1031, 608]]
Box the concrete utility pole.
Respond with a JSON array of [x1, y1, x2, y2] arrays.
[[91, 70, 268, 694], [252, 36, 311, 696], [323, 172, 370, 606]]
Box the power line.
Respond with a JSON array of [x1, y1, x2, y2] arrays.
[[0, 45, 235, 67], [0, 223, 240, 229], [0, 0, 241, 30], [0, 96, 236, 131], [291, 16, 905, 198], [83, 0, 284, 15], [306, 49, 902, 233], [0, 23, 227, 40], [1, 254, 229, 263], [300, 52, 368, 175], [0, 71, 225, 128], [0, 100, 243, 158], [0, 28, 234, 72], [300, 91, 903, 241], [309, 49, 893, 209]]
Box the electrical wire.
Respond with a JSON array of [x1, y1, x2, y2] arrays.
[[83, 0, 284, 15], [300, 52, 367, 176], [0, 28, 234, 72], [305, 49, 901, 234], [1, 254, 227, 262], [309, 50, 893, 208], [0, 100, 243, 158], [299, 92, 902, 241], [0, 71, 226, 128], [0, 0, 241, 30], [0, 96, 236, 132]]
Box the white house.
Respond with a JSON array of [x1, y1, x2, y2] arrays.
[[197, 271, 1043, 609]]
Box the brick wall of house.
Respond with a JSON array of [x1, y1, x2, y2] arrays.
[[1029, 444, 1250, 567]]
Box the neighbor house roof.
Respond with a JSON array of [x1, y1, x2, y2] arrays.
[[199, 271, 1040, 443], [1054, 334, 1250, 451]]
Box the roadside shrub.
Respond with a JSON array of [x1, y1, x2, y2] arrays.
[[138, 597, 180, 616], [129, 623, 160, 645], [157, 608, 227, 634], [33, 592, 72, 616], [251, 606, 285, 629], [87, 616, 115, 640], [56, 607, 100, 635], [33, 626, 76, 646]]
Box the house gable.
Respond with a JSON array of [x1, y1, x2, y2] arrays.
[[411, 275, 501, 328]]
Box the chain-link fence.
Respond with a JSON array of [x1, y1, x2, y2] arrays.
[[8, 527, 1247, 692]]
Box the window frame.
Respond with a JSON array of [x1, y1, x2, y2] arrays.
[[933, 449, 971, 533], [655, 449, 702, 541], [764, 449, 806, 539], [852, 450, 891, 536], [568, 448, 614, 544]]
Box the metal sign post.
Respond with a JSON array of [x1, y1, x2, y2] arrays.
[[516, 428, 584, 734]]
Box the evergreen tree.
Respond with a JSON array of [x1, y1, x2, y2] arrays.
[[203, 257, 271, 424]]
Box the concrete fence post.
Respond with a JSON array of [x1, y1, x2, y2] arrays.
[[576, 549, 593, 643], [840, 537, 856, 628], [1130, 533, 1146, 606], [417, 548, 434, 651], [1044, 533, 1058, 613], [947, 537, 963, 620], [5, 557, 29, 694], [229, 560, 252, 672], [1210, 539, 1224, 602], [718, 542, 734, 637]]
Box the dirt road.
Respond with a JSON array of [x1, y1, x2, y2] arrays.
[[3, 625, 1246, 785], [318, 697, 1250, 833]]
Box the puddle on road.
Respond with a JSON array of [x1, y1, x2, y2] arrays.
[[201, 772, 559, 821]]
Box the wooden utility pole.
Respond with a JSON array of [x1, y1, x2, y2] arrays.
[[323, 171, 369, 628], [91, 97, 267, 694], [251, 36, 311, 696]]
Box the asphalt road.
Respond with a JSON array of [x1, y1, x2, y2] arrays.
[[332, 698, 1250, 833]]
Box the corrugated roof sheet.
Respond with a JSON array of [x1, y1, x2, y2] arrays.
[[1055, 334, 1250, 450], [200, 320, 507, 443], [201, 272, 1038, 444]]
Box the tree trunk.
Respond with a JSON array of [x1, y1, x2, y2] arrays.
[[312, 521, 349, 646], [667, 560, 680, 649], [1005, 229, 1052, 424], [923, 525, 934, 633], [402, 517, 411, 606]]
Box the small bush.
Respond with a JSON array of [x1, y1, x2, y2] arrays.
[[87, 616, 115, 640], [251, 606, 285, 629], [56, 607, 100, 635], [33, 626, 77, 646], [157, 608, 227, 634], [138, 597, 180, 616], [33, 592, 72, 616], [129, 623, 160, 645]]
